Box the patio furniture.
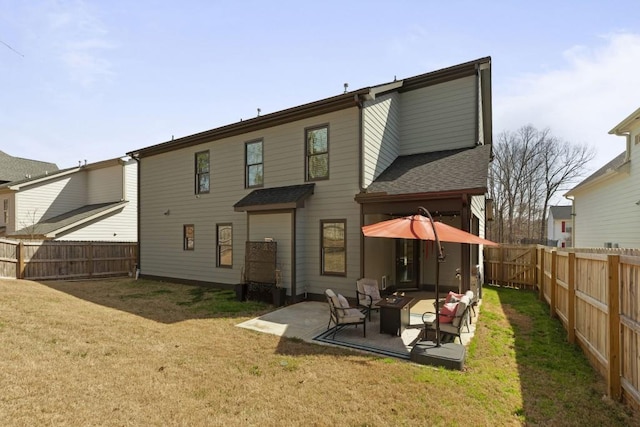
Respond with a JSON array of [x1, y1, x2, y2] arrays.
[[421, 292, 472, 343], [376, 295, 414, 336], [356, 278, 383, 320], [325, 289, 366, 339]]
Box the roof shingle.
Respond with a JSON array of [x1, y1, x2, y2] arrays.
[[364, 145, 492, 196]]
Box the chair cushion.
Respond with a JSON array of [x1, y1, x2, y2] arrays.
[[445, 291, 464, 304], [363, 283, 381, 302], [339, 308, 365, 322], [452, 296, 470, 327], [439, 302, 458, 323], [337, 293, 350, 308]]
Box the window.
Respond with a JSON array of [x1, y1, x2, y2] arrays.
[[321, 220, 345, 275], [195, 151, 210, 194], [2, 199, 8, 224], [245, 140, 263, 188], [561, 221, 566, 233], [217, 223, 232, 267], [183, 224, 195, 250], [306, 125, 329, 180]]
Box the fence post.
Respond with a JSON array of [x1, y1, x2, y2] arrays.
[[17, 241, 25, 279], [538, 247, 545, 301], [567, 252, 576, 344], [498, 246, 504, 286], [88, 243, 94, 278], [550, 250, 557, 318], [607, 254, 621, 401]]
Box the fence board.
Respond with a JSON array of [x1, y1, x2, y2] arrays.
[[0, 239, 136, 280], [484, 244, 640, 408]]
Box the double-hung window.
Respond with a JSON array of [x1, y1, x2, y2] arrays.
[[217, 223, 232, 267], [321, 219, 346, 275], [245, 140, 263, 188], [3, 199, 8, 224], [305, 125, 329, 181], [184, 224, 195, 250], [195, 151, 210, 194]]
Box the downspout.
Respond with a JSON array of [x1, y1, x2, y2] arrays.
[[474, 65, 480, 144], [356, 94, 365, 278], [132, 154, 141, 274]]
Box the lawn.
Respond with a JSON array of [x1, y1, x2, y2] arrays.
[[0, 278, 637, 426]]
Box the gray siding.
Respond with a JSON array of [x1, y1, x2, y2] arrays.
[[139, 107, 362, 293], [399, 75, 477, 155], [362, 92, 400, 187], [248, 212, 292, 293]]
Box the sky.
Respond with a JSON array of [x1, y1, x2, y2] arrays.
[[2, 1, 640, 187]]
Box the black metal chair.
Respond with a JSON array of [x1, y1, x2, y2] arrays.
[[325, 289, 366, 339]]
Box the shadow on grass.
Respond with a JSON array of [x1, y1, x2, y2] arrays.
[[41, 277, 272, 324], [488, 285, 637, 425]]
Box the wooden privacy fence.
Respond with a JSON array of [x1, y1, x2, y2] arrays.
[[0, 238, 137, 280], [485, 244, 640, 408]]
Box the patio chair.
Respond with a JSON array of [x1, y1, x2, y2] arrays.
[[325, 289, 366, 339], [421, 292, 472, 343], [356, 278, 383, 320]]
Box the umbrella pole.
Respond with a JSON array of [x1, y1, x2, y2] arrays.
[[435, 254, 440, 346], [418, 206, 445, 347]]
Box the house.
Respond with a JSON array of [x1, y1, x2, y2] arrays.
[[0, 157, 137, 241], [127, 57, 493, 301], [547, 205, 572, 247], [565, 107, 640, 248], [0, 150, 58, 184]]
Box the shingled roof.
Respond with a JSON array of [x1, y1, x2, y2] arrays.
[[565, 151, 627, 195], [549, 205, 572, 220], [10, 201, 128, 238], [359, 145, 491, 199], [234, 184, 315, 212], [0, 151, 58, 183]]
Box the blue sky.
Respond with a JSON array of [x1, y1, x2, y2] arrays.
[[2, 1, 640, 179]]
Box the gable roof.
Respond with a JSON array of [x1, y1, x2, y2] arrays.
[[234, 184, 315, 212], [0, 157, 125, 191], [609, 107, 640, 134], [128, 57, 491, 159], [10, 201, 128, 238], [549, 205, 572, 220], [0, 151, 58, 183], [356, 145, 491, 202], [565, 151, 627, 196]]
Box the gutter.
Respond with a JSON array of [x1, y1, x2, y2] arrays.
[[128, 89, 370, 158]]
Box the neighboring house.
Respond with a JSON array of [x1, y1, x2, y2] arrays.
[[0, 157, 137, 241], [547, 205, 572, 248], [0, 150, 58, 185], [565, 107, 640, 248], [127, 57, 493, 301]]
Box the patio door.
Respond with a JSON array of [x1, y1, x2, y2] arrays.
[[395, 239, 419, 289]]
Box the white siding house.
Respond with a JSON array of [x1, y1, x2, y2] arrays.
[[128, 57, 493, 301], [0, 158, 137, 241], [547, 205, 572, 247], [565, 107, 640, 248]]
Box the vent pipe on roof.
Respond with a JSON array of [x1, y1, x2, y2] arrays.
[[343, 83, 348, 93]]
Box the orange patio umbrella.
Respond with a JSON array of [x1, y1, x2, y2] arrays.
[[361, 207, 497, 346], [361, 214, 498, 246]]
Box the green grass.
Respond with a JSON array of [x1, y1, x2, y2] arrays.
[[1, 278, 637, 426]]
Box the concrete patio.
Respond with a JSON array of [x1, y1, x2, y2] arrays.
[[236, 292, 478, 361]]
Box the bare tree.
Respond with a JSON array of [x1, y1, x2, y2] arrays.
[[489, 125, 595, 244], [18, 209, 41, 239], [537, 136, 595, 240]]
